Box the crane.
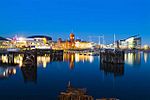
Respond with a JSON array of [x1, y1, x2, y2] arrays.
[[88, 35, 105, 49]]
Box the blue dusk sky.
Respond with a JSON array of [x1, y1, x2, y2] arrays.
[[0, 0, 149, 44]]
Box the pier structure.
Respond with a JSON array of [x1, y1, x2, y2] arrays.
[[0, 49, 63, 66], [64, 49, 100, 56], [100, 49, 124, 64], [58, 82, 94, 100]]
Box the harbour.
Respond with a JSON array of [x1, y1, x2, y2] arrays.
[[0, 49, 150, 99], [0, 0, 149, 99]]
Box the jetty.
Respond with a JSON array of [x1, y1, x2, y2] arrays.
[[0, 49, 63, 66], [100, 49, 124, 64]]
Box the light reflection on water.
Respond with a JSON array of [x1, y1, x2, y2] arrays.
[[37, 55, 51, 68], [0, 52, 150, 100], [0, 52, 149, 79], [124, 52, 141, 66], [0, 53, 94, 68], [1, 52, 147, 67], [143, 52, 150, 63]]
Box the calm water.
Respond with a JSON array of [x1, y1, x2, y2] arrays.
[[0, 52, 150, 100]]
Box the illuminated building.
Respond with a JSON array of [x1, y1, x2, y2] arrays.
[[27, 35, 52, 48], [75, 41, 94, 49], [70, 33, 75, 42], [0, 37, 9, 43], [15, 37, 27, 48], [0, 37, 10, 48], [0, 33, 94, 50], [55, 33, 94, 50], [8, 35, 53, 49], [27, 35, 52, 43], [117, 35, 141, 49], [66, 33, 75, 49], [57, 38, 62, 43]]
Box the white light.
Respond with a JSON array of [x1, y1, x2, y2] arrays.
[[18, 37, 25, 41], [89, 56, 94, 63]]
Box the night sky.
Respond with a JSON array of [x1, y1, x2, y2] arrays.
[[0, 0, 149, 44]]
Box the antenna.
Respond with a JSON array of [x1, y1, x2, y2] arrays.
[[103, 35, 105, 49], [114, 34, 116, 52], [99, 36, 101, 45]]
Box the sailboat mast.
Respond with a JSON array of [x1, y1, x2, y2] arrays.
[[114, 34, 116, 52]]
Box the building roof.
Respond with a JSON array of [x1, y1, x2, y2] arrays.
[[27, 35, 52, 40], [125, 34, 140, 40], [119, 34, 140, 41], [0, 36, 8, 41], [70, 33, 75, 37]]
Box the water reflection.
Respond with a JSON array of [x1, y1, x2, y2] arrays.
[[100, 63, 124, 77], [0, 54, 23, 67], [21, 65, 37, 83], [63, 53, 94, 69], [0, 52, 149, 99], [0, 67, 16, 79], [124, 52, 141, 66], [0, 53, 63, 83], [63, 53, 75, 69], [143, 52, 150, 63], [0, 54, 63, 68], [51, 54, 63, 62], [74, 54, 94, 63], [0, 53, 95, 70], [37, 55, 50, 68], [0, 52, 144, 80], [58, 81, 119, 100]]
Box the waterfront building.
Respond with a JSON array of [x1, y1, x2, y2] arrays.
[[0, 36, 10, 48], [13, 37, 27, 48], [70, 33, 75, 42], [27, 35, 52, 48], [117, 35, 141, 49], [0, 33, 94, 50], [9, 35, 53, 49], [27, 35, 52, 43], [55, 33, 94, 50], [54, 33, 76, 49], [75, 41, 94, 49]]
